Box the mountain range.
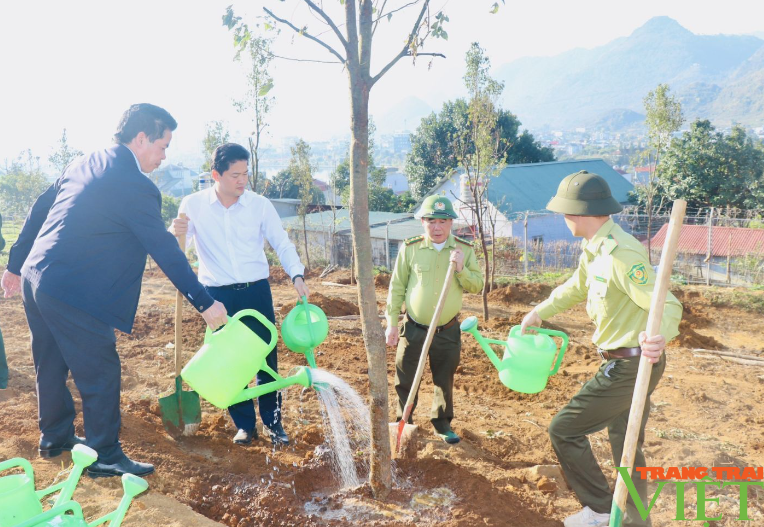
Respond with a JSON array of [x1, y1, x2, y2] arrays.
[[493, 16, 764, 130]]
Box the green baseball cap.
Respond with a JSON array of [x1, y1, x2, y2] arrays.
[[420, 195, 457, 219], [546, 170, 623, 216]]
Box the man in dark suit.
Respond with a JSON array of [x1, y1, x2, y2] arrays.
[[1, 104, 228, 477]]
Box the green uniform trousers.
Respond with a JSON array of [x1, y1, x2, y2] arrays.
[[394, 319, 461, 434], [549, 354, 666, 527]]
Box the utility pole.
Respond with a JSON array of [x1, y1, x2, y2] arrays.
[[523, 212, 529, 278]]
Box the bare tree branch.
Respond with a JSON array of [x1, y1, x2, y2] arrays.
[[370, 0, 432, 86], [302, 0, 350, 51], [263, 7, 347, 64], [270, 53, 343, 64], [371, 0, 389, 36], [373, 0, 421, 26]]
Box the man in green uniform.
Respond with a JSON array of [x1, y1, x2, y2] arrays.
[[386, 195, 484, 444], [520, 171, 682, 527]]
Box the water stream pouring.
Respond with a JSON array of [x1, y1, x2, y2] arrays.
[[181, 309, 314, 408], [460, 317, 569, 394]]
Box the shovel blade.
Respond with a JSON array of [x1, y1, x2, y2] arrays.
[[389, 421, 418, 459], [159, 377, 201, 435]]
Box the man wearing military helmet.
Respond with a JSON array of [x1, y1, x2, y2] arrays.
[[385, 195, 483, 444], [521, 171, 682, 527]]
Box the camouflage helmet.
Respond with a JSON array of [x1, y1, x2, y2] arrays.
[[419, 195, 457, 219], [546, 170, 623, 216]]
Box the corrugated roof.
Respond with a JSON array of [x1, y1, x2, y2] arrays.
[[651, 224, 764, 257], [280, 210, 413, 232], [486, 159, 633, 217]]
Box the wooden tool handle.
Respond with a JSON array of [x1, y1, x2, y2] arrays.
[[174, 212, 187, 378], [610, 200, 686, 525], [401, 260, 457, 421]]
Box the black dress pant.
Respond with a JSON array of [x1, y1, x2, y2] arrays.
[[22, 277, 124, 463]]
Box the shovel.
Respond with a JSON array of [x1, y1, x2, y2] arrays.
[[609, 200, 686, 527], [391, 261, 456, 456], [159, 213, 201, 436]]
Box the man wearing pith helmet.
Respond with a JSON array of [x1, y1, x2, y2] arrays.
[[520, 171, 682, 527], [385, 195, 483, 444]]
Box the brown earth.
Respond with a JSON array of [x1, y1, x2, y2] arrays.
[[2, 269, 764, 526]]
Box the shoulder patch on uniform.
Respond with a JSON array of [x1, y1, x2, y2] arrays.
[[454, 236, 473, 246], [603, 234, 619, 254], [627, 262, 648, 285], [405, 235, 424, 246]]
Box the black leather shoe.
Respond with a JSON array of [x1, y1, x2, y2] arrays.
[[87, 456, 154, 478], [39, 435, 86, 459], [264, 422, 290, 446], [233, 428, 257, 445]]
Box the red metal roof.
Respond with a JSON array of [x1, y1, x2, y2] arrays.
[[650, 224, 764, 257]]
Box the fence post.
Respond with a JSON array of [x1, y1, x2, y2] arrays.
[[726, 233, 731, 284], [385, 221, 390, 270], [523, 212, 529, 278], [706, 207, 714, 286]]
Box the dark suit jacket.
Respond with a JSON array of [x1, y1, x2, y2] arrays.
[[8, 144, 214, 333]]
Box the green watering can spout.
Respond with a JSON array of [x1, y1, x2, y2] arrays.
[[230, 366, 314, 406], [461, 317, 569, 394]]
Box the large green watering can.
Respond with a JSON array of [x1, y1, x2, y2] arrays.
[[280, 296, 328, 369], [181, 309, 313, 409], [10, 474, 148, 527], [0, 445, 96, 527], [461, 317, 569, 394]]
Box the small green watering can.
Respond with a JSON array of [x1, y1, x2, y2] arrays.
[[461, 317, 569, 394], [0, 445, 97, 527], [10, 473, 148, 527], [181, 309, 313, 409], [280, 296, 328, 369]]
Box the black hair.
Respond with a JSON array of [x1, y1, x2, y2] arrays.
[[211, 143, 250, 174], [114, 103, 177, 144]]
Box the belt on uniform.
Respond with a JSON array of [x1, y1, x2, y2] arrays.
[[406, 313, 458, 333], [214, 281, 259, 290], [597, 346, 642, 360]]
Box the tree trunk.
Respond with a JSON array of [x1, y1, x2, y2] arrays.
[[347, 59, 392, 497]]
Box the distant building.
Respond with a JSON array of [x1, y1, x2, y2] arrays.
[[151, 164, 198, 197], [382, 168, 410, 194], [393, 132, 412, 154]]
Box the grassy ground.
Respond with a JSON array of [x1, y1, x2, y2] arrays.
[[0, 219, 21, 267]]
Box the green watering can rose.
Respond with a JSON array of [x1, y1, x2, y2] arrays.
[[280, 296, 328, 369], [461, 317, 569, 394], [181, 309, 313, 409]]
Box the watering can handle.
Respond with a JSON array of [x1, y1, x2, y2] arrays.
[[0, 457, 34, 479], [509, 325, 569, 376], [204, 309, 278, 350]]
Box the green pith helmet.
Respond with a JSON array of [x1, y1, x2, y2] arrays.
[[546, 170, 623, 216], [420, 195, 457, 219]]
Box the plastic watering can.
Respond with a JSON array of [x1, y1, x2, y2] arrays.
[[460, 317, 569, 394], [181, 309, 313, 409], [0, 445, 97, 527], [280, 296, 328, 369], [10, 473, 148, 527]]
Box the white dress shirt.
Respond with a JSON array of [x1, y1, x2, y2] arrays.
[[179, 188, 304, 287]]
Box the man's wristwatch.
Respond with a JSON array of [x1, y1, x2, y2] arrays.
[[291, 274, 304, 284]]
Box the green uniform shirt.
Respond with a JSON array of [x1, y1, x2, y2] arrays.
[[536, 219, 682, 350], [386, 233, 484, 327]]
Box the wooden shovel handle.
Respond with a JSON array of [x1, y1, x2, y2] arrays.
[[174, 212, 187, 378], [610, 200, 686, 525], [400, 260, 457, 424]]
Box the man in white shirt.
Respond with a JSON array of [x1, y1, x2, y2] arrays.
[[170, 143, 309, 446]]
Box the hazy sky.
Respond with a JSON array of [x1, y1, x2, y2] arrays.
[[1, 0, 762, 168]]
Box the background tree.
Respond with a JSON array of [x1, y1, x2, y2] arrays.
[[658, 120, 764, 210], [635, 83, 684, 261], [201, 121, 230, 173], [451, 42, 508, 320], [263, 167, 325, 203], [225, 0, 503, 498], [0, 150, 49, 216], [290, 139, 315, 269], [406, 100, 553, 199], [232, 24, 274, 193], [48, 128, 83, 176]]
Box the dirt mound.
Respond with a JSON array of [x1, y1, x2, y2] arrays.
[[670, 319, 725, 350], [309, 292, 359, 317], [374, 273, 390, 288], [487, 283, 554, 306]]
